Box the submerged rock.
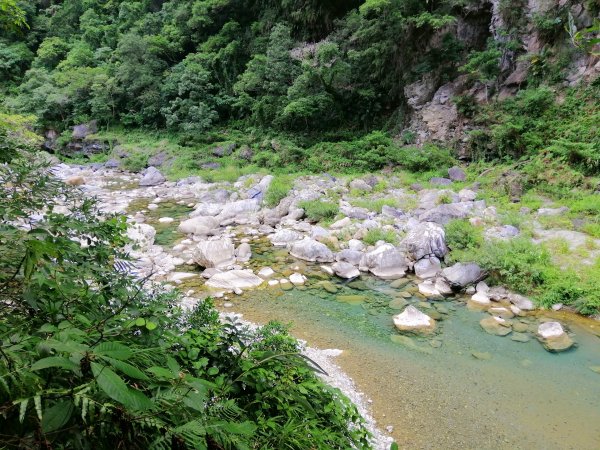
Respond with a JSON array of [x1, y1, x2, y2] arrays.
[[393, 305, 436, 334], [480, 316, 512, 336]]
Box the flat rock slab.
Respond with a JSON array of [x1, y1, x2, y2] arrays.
[[393, 305, 436, 334], [205, 270, 264, 291]]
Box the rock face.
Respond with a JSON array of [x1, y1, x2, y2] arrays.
[[205, 270, 263, 291], [178, 216, 219, 235], [393, 306, 436, 334], [332, 261, 360, 279], [441, 262, 484, 289], [290, 238, 334, 263], [401, 222, 448, 261], [192, 239, 236, 269], [139, 167, 166, 186], [359, 244, 408, 279], [537, 322, 574, 352]]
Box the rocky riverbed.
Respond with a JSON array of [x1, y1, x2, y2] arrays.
[[54, 163, 600, 449]]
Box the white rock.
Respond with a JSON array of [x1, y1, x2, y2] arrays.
[[178, 216, 219, 235], [290, 238, 334, 263], [359, 244, 407, 279], [348, 239, 365, 251], [320, 265, 335, 276], [401, 222, 448, 261], [330, 217, 352, 229], [471, 291, 491, 305], [268, 229, 303, 246], [332, 261, 360, 279], [268, 279, 280, 286], [537, 322, 565, 339], [393, 306, 436, 334], [158, 217, 174, 223], [235, 242, 252, 262], [418, 280, 440, 297], [192, 238, 236, 269], [289, 273, 307, 286], [205, 270, 264, 290], [257, 267, 275, 279], [413, 257, 441, 279], [147, 203, 159, 211]]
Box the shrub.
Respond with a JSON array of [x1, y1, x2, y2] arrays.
[[121, 151, 149, 172], [265, 175, 293, 207], [353, 198, 398, 213], [445, 219, 483, 251], [396, 144, 456, 173], [299, 200, 339, 222], [363, 228, 398, 246]]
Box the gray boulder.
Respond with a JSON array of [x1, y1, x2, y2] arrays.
[[349, 179, 372, 192], [441, 262, 484, 289], [217, 199, 259, 221], [212, 143, 236, 157], [335, 249, 363, 266], [418, 202, 474, 225], [401, 222, 448, 261], [148, 152, 169, 167], [359, 244, 408, 279], [192, 239, 236, 269], [332, 261, 360, 279], [290, 238, 334, 263], [448, 166, 466, 181], [104, 158, 120, 169], [139, 167, 166, 187], [178, 216, 219, 235], [430, 177, 452, 186], [413, 257, 441, 279], [72, 120, 97, 139], [268, 229, 303, 247]]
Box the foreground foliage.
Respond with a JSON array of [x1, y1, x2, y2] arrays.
[[0, 153, 370, 448]]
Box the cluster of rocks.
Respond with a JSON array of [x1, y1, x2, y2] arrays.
[[52, 164, 578, 352]]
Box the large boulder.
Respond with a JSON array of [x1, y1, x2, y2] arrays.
[[178, 216, 219, 235], [448, 166, 466, 181], [217, 199, 259, 221], [139, 167, 166, 187], [192, 239, 235, 269], [290, 238, 334, 263], [235, 243, 252, 262], [72, 121, 97, 140], [126, 223, 156, 251], [247, 175, 274, 203], [268, 229, 303, 247], [393, 306, 436, 334], [332, 261, 360, 279], [401, 222, 448, 261], [413, 257, 441, 279], [205, 270, 264, 291], [441, 262, 484, 289], [536, 322, 574, 352], [359, 244, 408, 279], [418, 202, 474, 225], [335, 249, 363, 266]]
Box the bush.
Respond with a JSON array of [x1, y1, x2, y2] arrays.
[[121, 152, 149, 172], [265, 175, 293, 207], [352, 198, 398, 213], [570, 195, 600, 215], [445, 219, 483, 251], [363, 228, 398, 246], [396, 144, 456, 173], [299, 200, 339, 222]]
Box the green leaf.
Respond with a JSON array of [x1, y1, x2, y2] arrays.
[[34, 395, 42, 421], [145, 321, 157, 331], [147, 366, 176, 379], [207, 367, 219, 376], [44, 339, 88, 354], [390, 443, 399, 450], [92, 362, 151, 411], [166, 356, 180, 375], [105, 358, 149, 381], [41, 400, 74, 434], [31, 357, 79, 372], [93, 342, 133, 360], [135, 318, 146, 326]]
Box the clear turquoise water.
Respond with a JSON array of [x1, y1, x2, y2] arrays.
[[226, 270, 600, 449]]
